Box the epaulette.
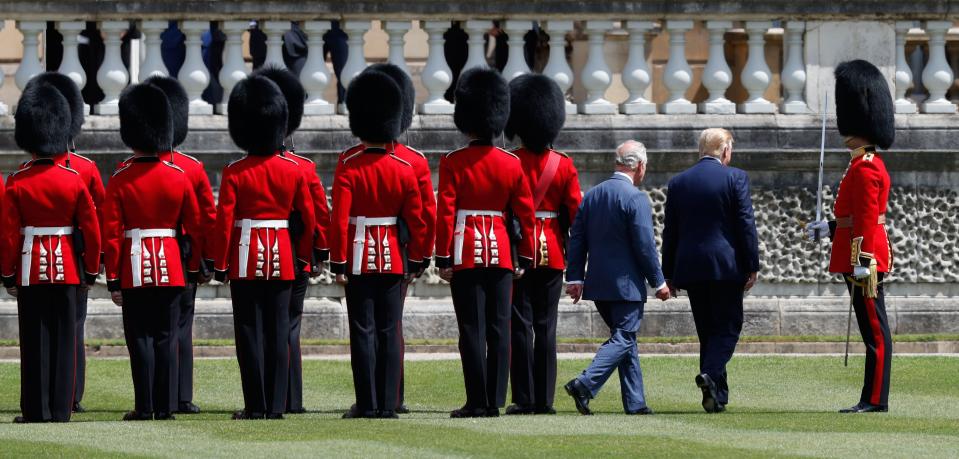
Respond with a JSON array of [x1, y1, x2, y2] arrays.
[[226, 156, 250, 168], [339, 143, 364, 159], [445, 145, 470, 158], [19, 160, 31, 169], [389, 154, 412, 167], [71, 153, 95, 163], [175, 151, 202, 164], [552, 149, 569, 158], [162, 161, 185, 173], [341, 149, 364, 164], [403, 145, 427, 159], [57, 165, 80, 175], [286, 151, 314, 164], [8, 164, 31, 178], [495, 147, 519, 160], [112, 163, 132, 177], [277, 155, 298, 165]]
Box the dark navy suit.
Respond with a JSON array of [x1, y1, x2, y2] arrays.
[[662, 157, 759, 406], [566, 173, 665, 412]]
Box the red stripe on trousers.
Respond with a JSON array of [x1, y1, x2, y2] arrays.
[[863, 296, 885, 405]]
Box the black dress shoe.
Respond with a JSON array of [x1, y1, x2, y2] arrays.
[[839, 402, 888, 413], [695, 373, 721, 413], [485, 407, 500, 417], [505, 404, 535, 415], [154, 412, 176, 421], [534, 406, 557, 415], [395, 404, 410, 414], [342, 406, 377, 419], [265, 413, 285, 420], [176, 402, 201, 414], [72, 402, 86, 413], [449, 406, 488, 418], [626, 406, 655, 415], [232, 410, 265, 420], [564, 379, 592, 415], [122, 411, 153, 421], [378, 410, 399, 419], [286, 407, 307, 414], [12, 416, 28, 423]]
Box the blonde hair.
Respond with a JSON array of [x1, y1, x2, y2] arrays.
[[698, 128, 734, 158], [615, 140, 647, 170]]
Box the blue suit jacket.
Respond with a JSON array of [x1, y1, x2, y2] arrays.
[[566, 174, 665, 303], [662, 158, 760, 288]]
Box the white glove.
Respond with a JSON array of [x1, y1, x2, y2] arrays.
[[805, 221, 829, 241], [853, 266, 871, 279]]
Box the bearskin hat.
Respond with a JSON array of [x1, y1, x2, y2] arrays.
[[504, 74, 566, 154], [346, 69, 403, 143], [367, 63, 415, 133], [143, 75, 189, 148], [119, 83, 174, 154], [14, 81, 73, 157], [835, 59, 895, 150], [252, 65, 305, 136], [228, 74, 289, 156], [454, 67, 510, 140], [23, 72, 84, 141]]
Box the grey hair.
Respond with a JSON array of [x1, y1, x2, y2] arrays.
[[615, 140, 647, 170]]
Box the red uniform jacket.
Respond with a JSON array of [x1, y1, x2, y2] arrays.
[[330, 146, 428, 275], [514, 147, 582, 270], [102, 157, 203, 290], [435, 140, 536, 271], [283, 151, 332, 260], [213, 153, 315, 281], [829, 146, 892, 273], [1, 159, 101, 287], [22, 152, 105, 252]]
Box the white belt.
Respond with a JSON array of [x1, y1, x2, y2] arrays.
[[454, 210, 503, 266], [535, 211, 559, 219], [20, 226, 73, 286], [124, 228, 176, 287], [234, 219, 288, 278], [349, 216, 398, 274]]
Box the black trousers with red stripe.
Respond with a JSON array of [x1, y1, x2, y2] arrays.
[[18, 285, 77, 422], [509, 268, 562, 409], [176, 282, 198, 405], [344, 274, 404, 413], [73, 287, 88, 407], [845, 273, 891, 407], [230, 280, 292, 415], [122, 287, 182, 416]]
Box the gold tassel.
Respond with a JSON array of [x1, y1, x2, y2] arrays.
[[865, 259, 879, 299]]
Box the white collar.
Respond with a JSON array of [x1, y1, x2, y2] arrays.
[[702, 156, 722, 164], [614, 171, 634, 184]]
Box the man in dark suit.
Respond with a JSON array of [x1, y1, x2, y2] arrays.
[[563, 140, 669, 416], [662, 128, 760, 414]]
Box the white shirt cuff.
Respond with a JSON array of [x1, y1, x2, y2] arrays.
[[654, 282, 667, 291], [566, 280, 584, 285]]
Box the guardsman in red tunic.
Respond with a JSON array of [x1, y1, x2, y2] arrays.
[[103, 83, 204, 421], [435, 68, 536, 418], [503, 74, 582, 415], [216, 74, 316, 420], [251, 66, 332, 414], [2, 76, 101, 423], [114, 76, 217, 415], [806, 60, 894, 413], [17, 72, 105, 414], [332, 69, 428, 419]]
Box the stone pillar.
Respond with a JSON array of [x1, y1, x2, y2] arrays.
[[139, 20, 169, 78], [57, 21, 89, 113], [261, 21, 288, 69], [921, 21, 956, 114], [385, 21, 412, 74], [739, 21, 775, 113], [619, 21, 656, 115], [420, 20, 454, 115], [543, 20, 575, 115], [301, 20, 334, 115], [180, 20, 213, 114], [661, 20, 695, 114], [217, 20, 249, 114], [699, 20, 734, 114], [780, 21, 810, 114], [94, 21, 130, 115], [463, 20, 490, 71], [578, 20, 616, 115], [502, 20, 532, 81], [0, 22, 6, 115], [15, 21, 45, 91], [894, 21, 918, 114]]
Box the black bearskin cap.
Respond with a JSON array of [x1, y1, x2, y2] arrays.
[[835, 59, 895, 150], [143, 75, 189, 148], [252, 65, 305, 136], [346, 69, 403, 143], [504, 74, 566, 153], [228, 75, 289, 156], [119, 83, 174, 154], [367, 63, 415, 133], [454, 67, 510, 140], [15, 82, 73, 157], [23, 72, 84, 140]]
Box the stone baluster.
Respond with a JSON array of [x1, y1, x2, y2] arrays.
[[894, 21, 918, 114], [908, 27, 928, 104], [502, 20, 532, 81], [661, 20, 695, 114], [948, 31, 959, 104], [57, 21, 89, 112], [217, 21, 249, 114], [578, 20, 616, 115], [15, 21, 45, 92], [139, 21, 169, 78], [699, 20, 734, 114], [542, 20, 575, 114], [385, 21, 412, 74], [420, 20, 454, 114], [180, 21, 213, 114], [262, 21, 289, 69], [301, 20, 334, 115], [94, 21, 130, 115], [463, 20, 490, 71], [739, 21, 775, 113], [0, 22, 6, 115], [619, 21, 656, 115], [780, 21, 810, 114], [921, 21, 956, 113]]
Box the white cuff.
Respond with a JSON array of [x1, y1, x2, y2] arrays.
[[566, 280, 584, 285], [654, 282, 667, 291]]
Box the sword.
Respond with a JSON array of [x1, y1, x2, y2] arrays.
[[845, 282, 854, 367], [815, 93, 827, 232]]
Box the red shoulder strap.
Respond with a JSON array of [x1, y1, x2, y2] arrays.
[[533, 151, 561, 210]]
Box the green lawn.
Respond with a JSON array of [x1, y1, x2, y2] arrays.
[[0, 356, 957, 458]]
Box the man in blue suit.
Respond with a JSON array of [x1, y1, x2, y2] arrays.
[[563, 140, 670, 415], [662, 128, 760, 413]]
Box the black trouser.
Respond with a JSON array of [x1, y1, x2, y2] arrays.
[[286, 274, 308, 412], [121, 287, 183, 416], [230, 280, 292, 415], [450, 268, 512, 410], [73, 286, 88, 406], [686, 281, 744, 406], [509, 268, 562, 409], [175, 282, 198, 405], [344, 274, 405, 413], [18, 285, 78, 422], [398, 281, 409, 409], [845, 273, 891, 406]]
